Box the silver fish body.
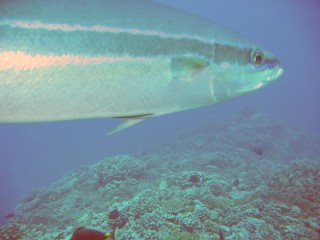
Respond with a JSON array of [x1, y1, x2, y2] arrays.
[[0, 0, 283, 133]]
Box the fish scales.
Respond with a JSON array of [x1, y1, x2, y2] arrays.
[[0, 0, 282, 133]]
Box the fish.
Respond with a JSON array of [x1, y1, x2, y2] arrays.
[[233, 178, 240, 187], [70, 227, 112, 240], [0, 0, 283, 134], [253, 147, 264, 156], [3, 212, 15, 219]]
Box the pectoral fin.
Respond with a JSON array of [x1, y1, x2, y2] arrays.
[[171, 56, 209, 80]]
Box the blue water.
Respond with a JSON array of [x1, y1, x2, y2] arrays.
[[0, 0, 319, 228]]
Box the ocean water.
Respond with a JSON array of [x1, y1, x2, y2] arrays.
[[0, 0, 319, 239]]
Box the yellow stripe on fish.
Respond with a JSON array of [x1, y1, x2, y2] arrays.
[[0, 0, 283, 134]]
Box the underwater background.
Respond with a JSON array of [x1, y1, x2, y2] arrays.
[[0, 0, 319, 239]]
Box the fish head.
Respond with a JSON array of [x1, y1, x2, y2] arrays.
[[213, 44, 283, 101]]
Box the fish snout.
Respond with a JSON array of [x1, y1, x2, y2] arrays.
[[265, 57, 283, 82], [267, 58, 279, 68]]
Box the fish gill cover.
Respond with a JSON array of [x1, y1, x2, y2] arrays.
[[0, 113, 319, 239]]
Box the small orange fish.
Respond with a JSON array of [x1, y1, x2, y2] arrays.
[[70, 227, 112, 240]]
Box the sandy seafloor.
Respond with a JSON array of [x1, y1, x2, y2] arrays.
[[1, 112, 320, 239]]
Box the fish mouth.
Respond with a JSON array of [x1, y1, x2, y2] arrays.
[[266, 64, 283, 82], [255, 65, 283, 91], [277, 67, 284, 77], [264, 56, 283, 82]]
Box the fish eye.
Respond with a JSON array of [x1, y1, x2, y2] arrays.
[[251, 50, 264, 67]]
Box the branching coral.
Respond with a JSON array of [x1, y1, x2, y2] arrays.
[[265, 160, 320, 215], [161, 198, 189, 214], [174, 171, 205, 189], [0, 224, 26, 240], [166, 224, 200, 240], [206, 178, 230, 196]]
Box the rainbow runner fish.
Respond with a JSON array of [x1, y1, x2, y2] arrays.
[[0, 0, 283, 134]]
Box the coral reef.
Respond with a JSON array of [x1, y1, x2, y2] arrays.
[[265, 160, 320, 216], [0, 224, 27, 240], [1, 113, 320, 239]]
